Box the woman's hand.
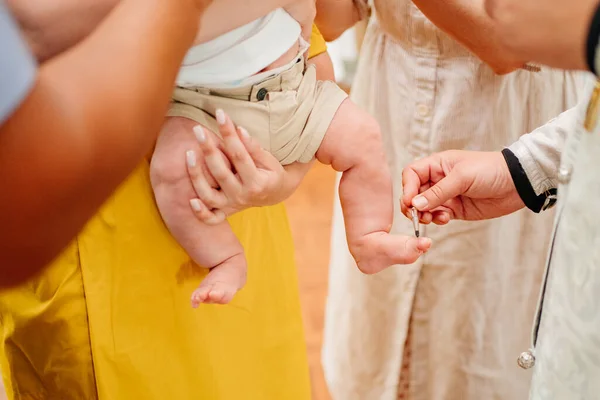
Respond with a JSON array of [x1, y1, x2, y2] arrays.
[[187, 109, 313, 224], [400, 150, 525, 225]]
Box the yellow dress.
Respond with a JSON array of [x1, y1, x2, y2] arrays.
[[308, 24, 327, 59], [0, 162, 310, 399], [0, 25, 328, 400]]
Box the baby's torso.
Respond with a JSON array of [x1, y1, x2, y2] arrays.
[[177, 9, 302, 89]]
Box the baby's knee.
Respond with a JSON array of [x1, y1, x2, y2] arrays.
[[150, 147, 188, 189], [320, 109, 384, 171], [150, 118, 202, 188]]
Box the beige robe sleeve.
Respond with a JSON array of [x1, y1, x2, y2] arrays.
[[508, 76, 595, 195]]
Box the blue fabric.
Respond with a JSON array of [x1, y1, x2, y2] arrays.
[[0, 1, 36, 124]]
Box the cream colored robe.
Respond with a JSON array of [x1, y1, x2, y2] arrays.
[[509, 79, 600, 400], [322, 1, 587, 399]]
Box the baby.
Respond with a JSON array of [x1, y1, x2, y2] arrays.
[[150, 8, 430, 306]]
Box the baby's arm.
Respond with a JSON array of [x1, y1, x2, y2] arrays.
[[315, 0, 365, 41], [11, 0, 308, 60], [306, 26, 335, 80], [150, 117, 247, 305], [283, 0, 316, 41]]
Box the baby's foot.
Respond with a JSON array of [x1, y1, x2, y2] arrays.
[[191, 281, 239, 306], [191, 254, 247, 307], [349, 231, 432, 275]]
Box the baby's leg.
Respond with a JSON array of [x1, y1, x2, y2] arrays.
[[150, 117, 247, 306], [316, 100, 431, 274]]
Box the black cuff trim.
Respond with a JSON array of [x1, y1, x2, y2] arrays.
[[501, 148, 556, 213], [586, 1, 600, 74]]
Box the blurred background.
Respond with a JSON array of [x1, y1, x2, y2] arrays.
[[0, 25, 363, 400]]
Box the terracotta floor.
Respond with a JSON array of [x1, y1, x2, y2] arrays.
[[285, 163, 337, 400]]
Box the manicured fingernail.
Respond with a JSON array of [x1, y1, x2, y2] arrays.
[[412, 196, 428, 210], [190, 199, 202, 212], [186, 150, 196, 168], [216, 109, 226, 125], [193, 125, 205, 143], [238, 127, 249, 139]]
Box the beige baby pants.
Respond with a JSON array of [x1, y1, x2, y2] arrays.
[[168, 58, 348, 165]]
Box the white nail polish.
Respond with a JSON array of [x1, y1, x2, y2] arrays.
[[186, 150, 196, 168], [193, 125, 205, 143], [215, 109, 226, 125], [190, 199, 202, 212], [238, 127, 250, 139]]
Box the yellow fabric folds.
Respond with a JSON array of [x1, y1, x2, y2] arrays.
[[0, 162, 310, 399], [308, 24, 327, 59]]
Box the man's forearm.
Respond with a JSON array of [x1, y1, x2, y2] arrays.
[[412, 0, 525, 74], [483, 0, 597, 71], [0, 0, 203, 286]]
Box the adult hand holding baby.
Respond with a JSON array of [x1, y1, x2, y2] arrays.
[[187, 108, 432, 270], [186, 109, 313, 224]]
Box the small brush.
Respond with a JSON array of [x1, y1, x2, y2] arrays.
[[410, 207, 420, 238]]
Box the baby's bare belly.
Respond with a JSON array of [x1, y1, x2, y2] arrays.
[[258, 41, 300, 73]]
